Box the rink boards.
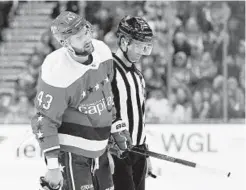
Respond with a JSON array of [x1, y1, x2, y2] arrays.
[[0, 124, 245, 190]]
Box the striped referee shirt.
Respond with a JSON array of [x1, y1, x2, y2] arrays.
[[111, 53, 146, 146]]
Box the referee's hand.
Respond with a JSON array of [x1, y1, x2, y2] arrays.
[[145, 157, 152, 178]]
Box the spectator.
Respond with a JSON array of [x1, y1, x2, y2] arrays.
[[175, 2, 191, 25], [227, 16, 241, 57], [163, 91, 186, 123], [146, 89, 186, 123], [104, 25, 118, 52], [27, 53, 43, 75], [143, 66, 164, 98], [173, 51, 187, 68], [0, 1, 14, 42], [94, 7, 113, 38], [34, 41, 52, 57], [209, 2, 231, 31], [189, 51, 218, 87], [40, 30, 52, 46], [209, 91, 223, 119], [154, 56, 167, 85], [51, 1, 67, 19], [187, 42, 203, 81], [209, 2, 231, 73], [142, 56, 155, 70], [51, 1, 80, 19], [185, 17, 204, 51], [227, 77, 245, 118], [239, 63, 245, 90], [171, 51, 190, 88], [226, 55, 241, 83], [144, 1, 159, 21], [192, 90, 210, 119], [84, 1, 102, 24], [0, 93, 11, 118], [18, 53, 43, 105], [176, 85, 192, 122], [235, 40, 245, 68], [201, 83, 213, 103], [172, 31, 191, 56], [152, 21, 173, 60], [236, 40, 245, 89], [19, 74, 37, 105], [145, 90, 168, 123], [196, 2, 213, 33], [210, 75, 225, 118], [41, 29, 61, 52], [212, 75, 224, 96]]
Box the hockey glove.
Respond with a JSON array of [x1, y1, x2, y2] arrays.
[[40, 176, 61, 190], [108, 136, 123, 159], [113, 129, 132, 150], [111, 120, 132, 150], [40, 157, 63, 190], [109, 120, 132, 159]]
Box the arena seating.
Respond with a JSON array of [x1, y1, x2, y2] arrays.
[[0, 1, 55, 94]]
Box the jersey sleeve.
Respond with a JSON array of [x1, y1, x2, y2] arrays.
[[31, 67, 69, 158]]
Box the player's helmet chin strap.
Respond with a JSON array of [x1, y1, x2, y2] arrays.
[[61, 40, 77, 57], [119, 37, 136, 64], [61, 39, 90, 58]]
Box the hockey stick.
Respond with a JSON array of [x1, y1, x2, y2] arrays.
[[129, 147, 231, 178]]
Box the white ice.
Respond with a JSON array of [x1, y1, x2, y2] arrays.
[[0, 125, 245, 190]]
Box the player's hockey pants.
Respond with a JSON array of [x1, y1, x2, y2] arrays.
[[58, 150, 114, 190], [112, 144, 147, 190]]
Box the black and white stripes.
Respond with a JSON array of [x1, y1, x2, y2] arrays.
[[111, 53, 146, 146]]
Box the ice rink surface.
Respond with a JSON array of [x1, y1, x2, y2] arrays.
[[0, 156, 244, 190], [0, 125, 245, 190]]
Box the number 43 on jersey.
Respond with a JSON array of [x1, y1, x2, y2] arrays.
[[37, 91, 53, 110]]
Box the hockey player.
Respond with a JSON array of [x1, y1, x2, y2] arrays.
[[109, 16, 154, 190], [31, 11, 131, 190]]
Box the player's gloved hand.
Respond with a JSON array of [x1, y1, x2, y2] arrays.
[[108, 138, 122, 159], [40, 176, 61, 190], [111, 119, 132, 151], [111, 129, 132, 151], [40, 168, 63, 190]]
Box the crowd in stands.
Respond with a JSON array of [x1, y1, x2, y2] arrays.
[[0, 1, 18, 42], [0, 1, 245, 124]]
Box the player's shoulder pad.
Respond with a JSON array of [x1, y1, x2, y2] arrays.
[[92, 39, 112, 63], [41, 48, 88, 88]]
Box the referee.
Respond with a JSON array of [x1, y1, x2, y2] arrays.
[[110, 16, 154, 190]]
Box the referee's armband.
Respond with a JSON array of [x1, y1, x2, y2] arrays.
[[111, 119, 127, 133]]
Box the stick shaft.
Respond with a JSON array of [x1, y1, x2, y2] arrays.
[[129, 148, 230, 178], [129, 148, 196, 167]]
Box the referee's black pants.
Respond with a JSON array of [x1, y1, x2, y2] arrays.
[[112, 144, 147, 190]]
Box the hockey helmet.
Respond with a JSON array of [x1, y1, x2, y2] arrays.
[[50, 11, 92, 44], [116, 16, 153, 55]]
